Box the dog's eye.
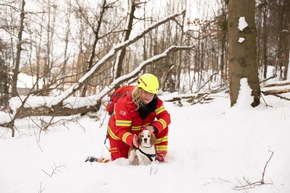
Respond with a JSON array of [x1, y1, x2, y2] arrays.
[[141, 135, 144, 137], [148, 135, 151, 137]]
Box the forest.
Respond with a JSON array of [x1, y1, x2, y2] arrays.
[[0, 0, 289, 135]]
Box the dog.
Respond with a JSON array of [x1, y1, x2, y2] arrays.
[[128, 130, 156, 165]]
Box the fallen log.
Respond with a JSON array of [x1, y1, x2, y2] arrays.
[[15, 102, 102, 119], [262, 88, 290, 95], [165, 93, 213, 106], [263, 81, 290, 88]]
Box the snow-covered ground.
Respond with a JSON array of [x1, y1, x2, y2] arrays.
[[0, 80, 290, 193]]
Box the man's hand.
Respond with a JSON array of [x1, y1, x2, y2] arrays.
[[143, 126, 157, 133]]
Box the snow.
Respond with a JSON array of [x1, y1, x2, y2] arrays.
[[1, 79, 290, 193], [238, 17, 247, 44], [238, 16, 248, 31], [238, 37, 245, 43], [17, 73, 36, 89]]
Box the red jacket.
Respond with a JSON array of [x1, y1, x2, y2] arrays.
[[108, 86, 171, 147]]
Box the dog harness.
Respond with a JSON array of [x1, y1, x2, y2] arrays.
[[137, 148, 156, 162]]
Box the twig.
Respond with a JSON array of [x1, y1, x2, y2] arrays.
[[41, 163, 66, 177], [272, 94, 290, 101], [260, 93, 271, 107], [202, 177, 233, 186], [261, 151, 274, 182], [259, 74, 277, 84], [38, 182, 45, 193], [150, 165, 158, 175], [195, 72, 219, 93], [233, 151, 274, 191]]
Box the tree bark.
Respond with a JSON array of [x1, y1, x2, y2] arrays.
[[0, 57, 9, 108], [228, 0, 261, 107]]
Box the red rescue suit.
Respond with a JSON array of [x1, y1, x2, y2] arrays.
[[107, 86, 171, 161]]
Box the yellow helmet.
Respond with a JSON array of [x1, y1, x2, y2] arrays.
[[138, 73, 159, 94]]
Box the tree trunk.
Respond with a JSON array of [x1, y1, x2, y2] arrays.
[[277, 0, 290, 80], [114, 0, 136, 88], [11, 0, 25, 97], [81, 0, 107, 97], [176, 4, 186, 92], [228, 0, 261, 107], [0, 57, 9, 108], [262, 0, 269, 79]]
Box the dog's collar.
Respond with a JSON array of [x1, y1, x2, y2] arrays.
[[137, 148, 156, 162]]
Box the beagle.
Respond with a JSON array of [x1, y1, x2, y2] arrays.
[[128, 130, 156, 165]]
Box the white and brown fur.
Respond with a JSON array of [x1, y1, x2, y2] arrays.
[[128, 130, 156, 165]]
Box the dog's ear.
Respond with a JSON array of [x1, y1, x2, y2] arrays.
[[138, 132, 143, 145], [150, 133, 156, 145]]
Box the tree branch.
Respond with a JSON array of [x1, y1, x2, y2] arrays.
[[55, 10, 186, 104], [233, 151, 274, 191], [0, 45, 194, 125]]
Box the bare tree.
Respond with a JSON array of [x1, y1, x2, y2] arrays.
[[257, 0, 270, 79], [228, 0, 261, 107], [256, 0, 290, 81], [113, 0, 138, 85], [0, 10, 191, 132], [216, 0, 228, 84], [42, 0, 58, 96], [56, 10, 186, 103], [276, 0, 290, 80], [60, 0, 73, 91], [0, 56, 9, 108], [77, 0, 108, 96], [11, 0, 26, 97]]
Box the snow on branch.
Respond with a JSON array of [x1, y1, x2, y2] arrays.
[[89, 45, 195, 103], [55, 9, 186, 105], [50, 45, 194, 108], [0, 44, 194, 128], [0, 10, 190, 130]]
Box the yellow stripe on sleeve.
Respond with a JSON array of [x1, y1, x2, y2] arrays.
[[155, 145, 168, 152], [122, 132, 131, 143], [155, 106, 165, 115], [155, 136, 168, 144], [158, 118, 167, 129], [116, 120, 132, 127], [131, 126, 142, 131], [107, 126, 120, 140]]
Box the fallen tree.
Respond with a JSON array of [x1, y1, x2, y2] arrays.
[[10, 45, 194, 119], [0, 10, 196, 136], [261, 80, 290, 101]]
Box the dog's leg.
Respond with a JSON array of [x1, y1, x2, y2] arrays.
[[136, 152, 143, 164], [136, 151, 150, 165], [128, 149, 138, 165]]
